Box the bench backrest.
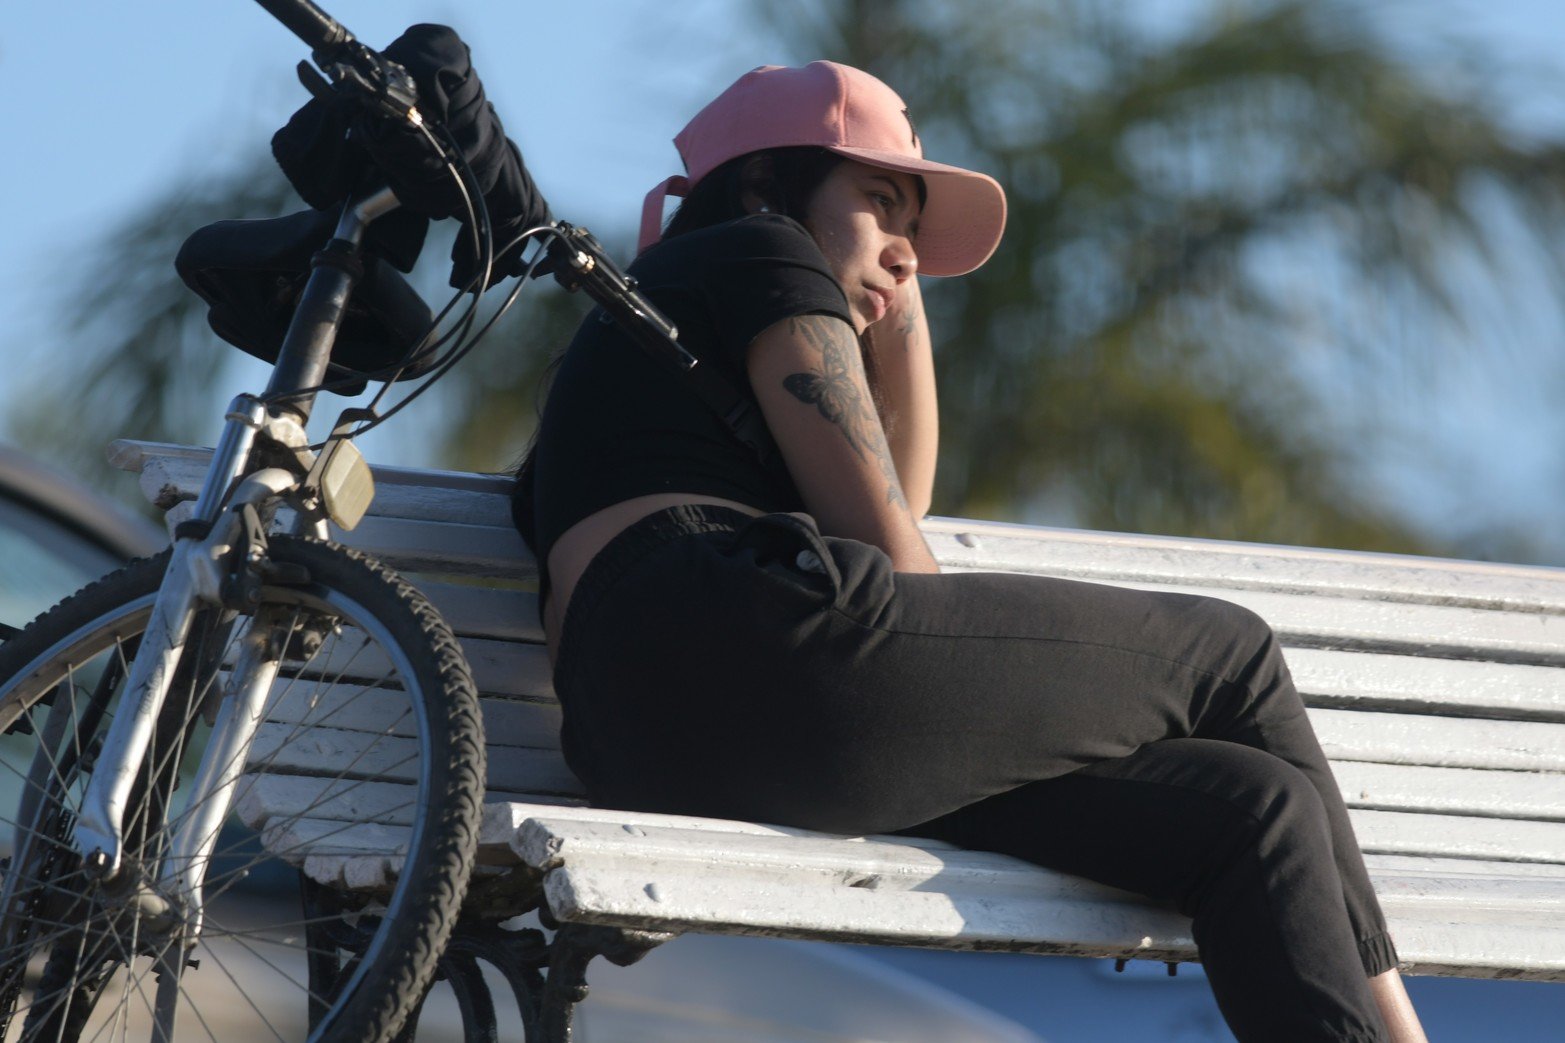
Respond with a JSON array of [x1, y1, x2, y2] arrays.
[[111, 440, 1565, 873]]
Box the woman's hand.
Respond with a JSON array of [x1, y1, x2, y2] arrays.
[[860, 277, 938, 519]]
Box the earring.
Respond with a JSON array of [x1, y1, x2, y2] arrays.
[[758, 204, 771, 213]]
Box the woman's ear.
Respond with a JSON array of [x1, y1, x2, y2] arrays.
[[738, 154, 779, 215]]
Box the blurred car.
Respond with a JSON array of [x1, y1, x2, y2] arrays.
[[0, 443, 163, 633]]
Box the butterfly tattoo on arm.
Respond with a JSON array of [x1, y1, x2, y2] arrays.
[[782, 315, 909, 510]]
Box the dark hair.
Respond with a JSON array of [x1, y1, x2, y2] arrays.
[[660, 147, 846, 241]]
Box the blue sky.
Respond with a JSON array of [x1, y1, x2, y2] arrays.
[[3, 0, 1565, 566], [2, 3, 1563, 1038]]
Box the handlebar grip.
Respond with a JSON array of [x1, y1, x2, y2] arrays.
[[252, 0, 354, 57]]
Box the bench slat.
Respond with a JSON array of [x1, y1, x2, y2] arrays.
[[240, 756, 1563, 859], [1312, 709, 1565, 772], [118, 443, 515, 526], [338, 515, 533, 578], [1332, 761, 1565, 822], [1349, 809, 1565, 864], [274, 806, 1565, 980], [933, 573, 1565, 664], [425, 634, 1565, 728], [1287, 647, 1565, 721], [115, 439, 1565, 616], [266, 687, 562, 748], [515, 813, 1565, 980], [514, 815, 1565, 901], [428, 557, 1565, 660], [921, 517, 1565, 613], [261, 809, 525, 870], [235, 776, 583, 834], [412, 581, 541, 644], [513, 812, 1565, 897], [266, 604, 1565, 744], [267, 629, 552, 702], [401, 634, 1565, 724], [247, 723, 585, 796]]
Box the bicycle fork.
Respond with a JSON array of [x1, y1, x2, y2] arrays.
[[71, 397, 306, 929]]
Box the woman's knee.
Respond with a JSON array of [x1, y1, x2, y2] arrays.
[[1242, 754, 1332, 844], [1192, 596, 1302, 718], [1160, 739, 1327, 830], [1165, 745, 1336, 915]]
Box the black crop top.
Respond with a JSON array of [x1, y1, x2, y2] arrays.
[[512, 214, 852, 569]]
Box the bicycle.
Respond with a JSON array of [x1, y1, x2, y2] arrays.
[[0, 2, 681, 1040]]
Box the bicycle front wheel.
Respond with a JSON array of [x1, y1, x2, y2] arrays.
[[0, 536, 485, 1042]]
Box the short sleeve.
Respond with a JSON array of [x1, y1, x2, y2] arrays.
[[700, 216, 852, 370], [629, 215, 851, 376]]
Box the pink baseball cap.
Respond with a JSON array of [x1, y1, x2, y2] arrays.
[[638, 61, 1007, 277]]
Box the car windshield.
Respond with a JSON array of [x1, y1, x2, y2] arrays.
[[0, 494, 123, 631]]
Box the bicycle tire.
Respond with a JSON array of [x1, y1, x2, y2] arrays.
[[0, 536, 485, 1042]]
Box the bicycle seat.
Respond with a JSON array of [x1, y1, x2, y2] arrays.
[[176, 207, 437, 396]]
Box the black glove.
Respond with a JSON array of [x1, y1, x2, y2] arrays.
[[271, 24, 551, 287]]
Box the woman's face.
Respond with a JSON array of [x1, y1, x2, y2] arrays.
[[801, 160, 921, 333]]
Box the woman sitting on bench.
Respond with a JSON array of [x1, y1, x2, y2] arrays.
[[512, 60, 1428, 1043]]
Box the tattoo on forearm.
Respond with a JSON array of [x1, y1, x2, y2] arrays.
[[897, 300, 919, 350], [782, 315, 909, 509]]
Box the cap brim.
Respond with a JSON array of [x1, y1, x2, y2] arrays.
[[827, 146, 1007, 277]]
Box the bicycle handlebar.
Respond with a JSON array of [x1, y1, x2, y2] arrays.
[[544, 224, 691, 368], [252, 0, 354, 60], [249, 0, 690, 408]]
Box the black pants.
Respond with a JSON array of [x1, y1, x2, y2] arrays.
[[553, 506, 1399, 1042]]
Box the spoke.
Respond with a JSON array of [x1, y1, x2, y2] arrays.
[[191, 908, 366, 942], [159, 710, 425, 905], [17, 692, 85, 827], [168, 972, 223, 1043], [53, 917, 99, 1043], [127, 621, 244, 851], [0, 912, 105, 965], [0, 814, 79, 867], [109, 871, 153, 1043], [198, 779, 421, 900], [203, 923, 336, 1012], [159, 609, 311, 846], [120, 969, 228, 1043], [275, 611, 375, 715], [74, 959, 157, 1043], [189, 937, 292, 1043], [4, 873, 162, 1040], [0, 564, 453, 1043]]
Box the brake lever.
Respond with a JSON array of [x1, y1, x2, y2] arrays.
[[296, 43, 422, 125], [542, 223, 695, 369], [327, 43, 421, 123]]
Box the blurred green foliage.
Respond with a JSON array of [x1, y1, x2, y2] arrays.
[[764, 0, 1565, 552], [15, 0, 1565, 559]]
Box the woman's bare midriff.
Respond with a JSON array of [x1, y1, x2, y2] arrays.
[[543, 493, 764, 665]]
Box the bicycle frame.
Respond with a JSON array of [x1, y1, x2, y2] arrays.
[[69, 190, 399, 923]]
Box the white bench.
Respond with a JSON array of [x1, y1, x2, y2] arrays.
[[111, 439, 1565, 1038]]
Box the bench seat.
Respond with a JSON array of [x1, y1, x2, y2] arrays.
[[111, 440, 1565, 984]]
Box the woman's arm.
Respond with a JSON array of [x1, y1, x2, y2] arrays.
[[748, 312, 939, 574], [860, 277, 937, 519]]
